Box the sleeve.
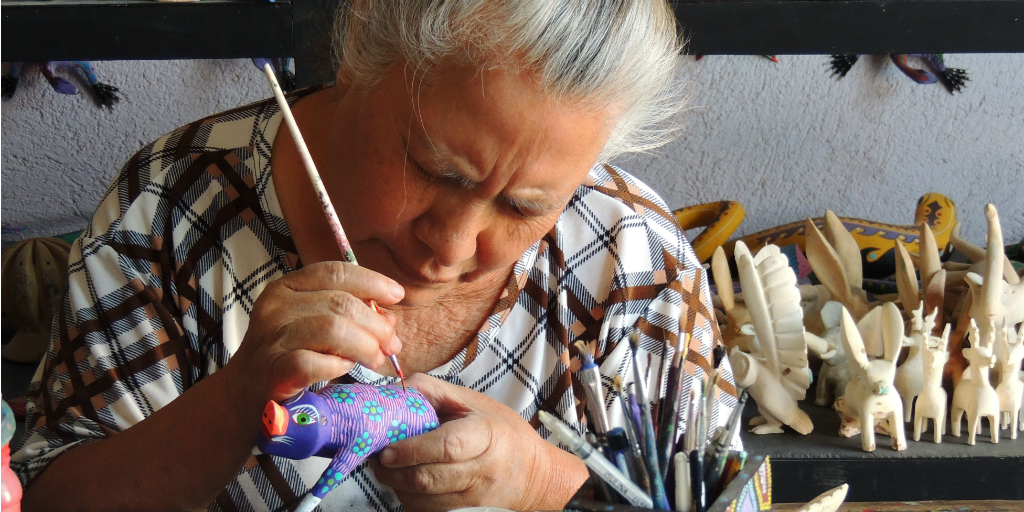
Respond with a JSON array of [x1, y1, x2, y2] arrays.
[[577, 165, 741, 451], [10, 142, 198, 487]]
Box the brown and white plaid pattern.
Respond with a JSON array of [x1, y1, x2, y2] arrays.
[[12, 88, 738, 512]]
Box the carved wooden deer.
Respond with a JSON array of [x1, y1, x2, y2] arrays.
[[995, 322, 1023, 439], [951, 319, 1000, 445], [914, 320, 951, 443]]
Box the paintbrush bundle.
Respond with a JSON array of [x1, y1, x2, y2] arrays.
[[558, 323, 751, 511]]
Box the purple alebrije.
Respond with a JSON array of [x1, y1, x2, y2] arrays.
[[257, 384, 439, 502]]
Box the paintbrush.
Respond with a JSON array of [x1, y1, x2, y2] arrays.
[[628, 332, 670, 510], [614, 375, 651, 496], [657, 332, 690, 480], [258, 61, 406, 391]]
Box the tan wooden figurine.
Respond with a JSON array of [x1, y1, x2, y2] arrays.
[[951, 319, 1000, 445], [804, 211, 872, 321], [834, 303, 907, 452], [811, 301, 850, 408], [711, 246, 753, 353], [728, 241, 813, 435], [1, 237, 72, 363], [995, 322, 1023, 438], [913, 311, 952, 443]]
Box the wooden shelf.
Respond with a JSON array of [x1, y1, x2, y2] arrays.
[[1, 0, 293, 62], [674, 0, 1024, 55], [2, 0, 1022, 66], [740, 397, 1024, 503]]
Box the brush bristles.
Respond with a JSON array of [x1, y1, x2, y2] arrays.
[[629, 331, 641, 352], [613, 374, 624, 394], [574, 340, 595, 366]]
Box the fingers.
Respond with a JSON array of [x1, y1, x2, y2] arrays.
[[378, 418, 490, 468], [269, 350, 356, 398], [280, 261, 405, 305], [277, 316, 388, 369], [370, 457, 481, 496]]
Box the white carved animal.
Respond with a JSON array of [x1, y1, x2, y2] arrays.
[[964, 205, 1024, 350], [895, 303, 930, 423], [951, 319, 1001, 445], [834, 303, 906, 452], [711, 246, 754, 353], [811, 301, 850, 407], [804, 212, 872, 320], [728, 242, 813, 435], [995, 323, 1024, 438], [914, 322, 952, 443]]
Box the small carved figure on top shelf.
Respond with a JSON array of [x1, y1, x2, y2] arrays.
[[834, 302, 907, 452], [951, 319, 1001, 445], [994, 322, 1023, 438]]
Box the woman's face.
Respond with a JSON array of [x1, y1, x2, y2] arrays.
[[323, 62, 612, 306]]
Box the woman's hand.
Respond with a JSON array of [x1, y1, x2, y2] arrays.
[[369, 374, 589, 512], [224, 261, 406, 406]]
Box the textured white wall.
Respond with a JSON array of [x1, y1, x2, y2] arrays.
[[2, 55, 1022, 247]]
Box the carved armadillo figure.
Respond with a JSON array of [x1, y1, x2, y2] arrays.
[[257, 384, 439, 512]]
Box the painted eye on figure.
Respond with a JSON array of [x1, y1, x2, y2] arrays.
[[290, 404, 320, 426]]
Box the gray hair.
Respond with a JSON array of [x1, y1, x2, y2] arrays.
[[332, 0, 688, 163]]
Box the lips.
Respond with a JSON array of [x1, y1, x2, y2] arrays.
[[388, 249, 461, 287]]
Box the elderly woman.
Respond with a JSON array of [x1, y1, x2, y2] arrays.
[[13, 1, 738, 511]]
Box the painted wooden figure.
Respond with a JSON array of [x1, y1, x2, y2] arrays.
[[257, 384, 439, 512]]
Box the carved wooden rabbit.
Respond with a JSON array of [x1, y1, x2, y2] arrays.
[[951, 319, 1000, 445], [834, 303, 906, 451], [728, 242, 813, 435], [995, 323, 1023, 438], [914, 319, 951, 443], [804, 211, 871, 321]]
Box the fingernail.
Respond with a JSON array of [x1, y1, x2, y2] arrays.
[[390, 334, 402, 355], [388, 281, 405, 300], [380, 448, 395, 465]]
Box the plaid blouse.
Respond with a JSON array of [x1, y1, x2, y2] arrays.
[[12, 89, 738, 512]]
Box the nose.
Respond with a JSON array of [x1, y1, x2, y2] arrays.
[[414, 199, 487, 268], [261, 400, 288, 437]]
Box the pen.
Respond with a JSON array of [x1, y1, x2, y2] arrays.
[[629, 332, 671, 511], [539, 411, 654, 509]]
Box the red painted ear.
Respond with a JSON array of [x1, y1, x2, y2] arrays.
[[261, 400, 288, 438]]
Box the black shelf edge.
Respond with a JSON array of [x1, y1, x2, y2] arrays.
[[770, 457, 1024, 503], [674, 0, 1024, 55], [1, 0, 293, 62]]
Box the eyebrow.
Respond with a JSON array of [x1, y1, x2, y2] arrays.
[[433, 162, 561, 215]]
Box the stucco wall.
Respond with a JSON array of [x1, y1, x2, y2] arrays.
[[2, 55, 1022, 248]]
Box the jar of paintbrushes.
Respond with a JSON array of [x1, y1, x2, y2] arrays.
[[540, 332, 770, 512]]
